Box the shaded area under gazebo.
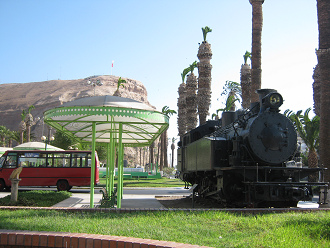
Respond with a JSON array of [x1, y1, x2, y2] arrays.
[[43, 95, 169, 207]]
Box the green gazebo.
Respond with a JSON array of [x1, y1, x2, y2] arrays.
[[43, 95, 169, 207]]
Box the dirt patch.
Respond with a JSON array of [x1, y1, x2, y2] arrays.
[[156, 196, 224, 209]]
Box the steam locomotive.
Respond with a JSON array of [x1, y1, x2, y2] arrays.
[[177, 89, 327, 207]]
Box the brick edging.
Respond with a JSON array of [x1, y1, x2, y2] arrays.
[[0, 229, 211, 248]]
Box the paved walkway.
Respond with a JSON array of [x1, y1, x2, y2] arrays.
[[0, 187, 320, 209], [53, 191, 167, 208], [0, 187, 191, 209]]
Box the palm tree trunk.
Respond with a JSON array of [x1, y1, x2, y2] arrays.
[[177, 82, 187, 138], [160, 132, 165, 171], [185, 73, 198, 131], [249, 0, 264, 103], [197, 41, 212, 125], [313, 64, 321, 116], [171, 143, 175, 168], [316, 0, 330, 184], [164, 130, 168, 168], [308, 148, 319, 182], [240, 63, 252, 108], [149, 142, 154, 172], [26, 125, 31, 142], [157, 140, 161, 167]]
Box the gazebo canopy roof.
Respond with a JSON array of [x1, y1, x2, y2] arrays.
[[43, 95, 169, 147]]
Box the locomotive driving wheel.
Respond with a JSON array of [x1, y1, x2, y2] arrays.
[[222, 173, 245, 206], [198, 177, 210, 197]]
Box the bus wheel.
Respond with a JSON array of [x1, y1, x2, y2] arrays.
[[57, 180, 70, 191], [0, 179, 5, 192]]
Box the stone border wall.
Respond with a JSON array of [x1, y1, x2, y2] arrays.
[[0, 229, 211, 248]]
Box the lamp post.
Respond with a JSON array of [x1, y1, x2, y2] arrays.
[[87, 79, 103, 96], [41, 132, 54, 151]]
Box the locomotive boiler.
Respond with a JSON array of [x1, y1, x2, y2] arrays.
[[177, 89, 327, 207]]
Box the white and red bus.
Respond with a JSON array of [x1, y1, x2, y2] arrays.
[[0, 150, 100, 191]]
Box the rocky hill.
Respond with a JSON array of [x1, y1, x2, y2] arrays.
[[0, 75, 153, 144]]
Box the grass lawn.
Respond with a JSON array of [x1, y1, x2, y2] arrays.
[[0, 210, 329, 247], [99, 177, 185, 188], [0, 190, 71, 207]]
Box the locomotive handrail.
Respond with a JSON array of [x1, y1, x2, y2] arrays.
[[243, 181, 328, 187], [220, 166, 326, 172]]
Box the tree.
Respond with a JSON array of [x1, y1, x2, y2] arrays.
[[197, 26, 213, 125], [312, 63, 321, 116], [113, 77, 127, 97], [316, 0, 330, 185], [240, 51, 252, 108], [202, 26, 212, 42], [0, 126, 14, 147], [220, 81, 242, 112], [160, 106, 177, 171], [185, 61, 198, 131], [286, 108, 320, 181], [177, 69, 188, 138], [0, 126, 7, 146], [249, 0, 265, 103], [19, 110, 27, 144], [6, 129, 15, 147], [170, 137, 177, 168], [24, 105, 35, 142], [149, 142, 155, 171]]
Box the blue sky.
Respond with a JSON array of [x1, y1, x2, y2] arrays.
[[0, 0, 319, 152]]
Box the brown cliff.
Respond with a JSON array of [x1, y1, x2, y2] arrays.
[[0, 75, 153, 143]]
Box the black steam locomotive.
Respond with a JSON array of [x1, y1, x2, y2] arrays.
[[177, 89, 327, 207]]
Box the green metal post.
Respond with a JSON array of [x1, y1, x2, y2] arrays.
[[117, 123, 123, 208], [106, 143, 110, 192], [90, 122, 96, 208], [109, 121, 115, 195]]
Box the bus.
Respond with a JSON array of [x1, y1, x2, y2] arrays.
[[0, 150, 100, 191]]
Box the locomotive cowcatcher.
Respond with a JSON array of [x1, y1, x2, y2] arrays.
[[177, 89, 328, 207]]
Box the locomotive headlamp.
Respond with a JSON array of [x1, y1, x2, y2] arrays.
[[263, 93, 283, 109]]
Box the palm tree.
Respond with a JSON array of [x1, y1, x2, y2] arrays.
[[220, 81, 242, 112], [177, 70, 188, 138], [19, 110, 27, 144], [0, 126, 14, 147], [0, 126, 6, 146], [170, 137, 177, 168], [316, 0, 330, 184], [312, 64, 321, 116], [185, 61, 198, 131], [113, 77, 127, 97], [241, 51, 252, 108], [287, 108, 320, 181], [197, 26, 213, 125], [24, 105, 35, 142], [149, 142, 155, 172], [160, 106, 177, 171], [249, 0, 265, 103]]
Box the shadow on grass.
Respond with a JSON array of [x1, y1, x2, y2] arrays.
[[283, 213, 330, 241]]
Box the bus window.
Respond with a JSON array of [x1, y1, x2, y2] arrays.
[[0, 156, 5, 168], [4, 153, 17, 168]]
